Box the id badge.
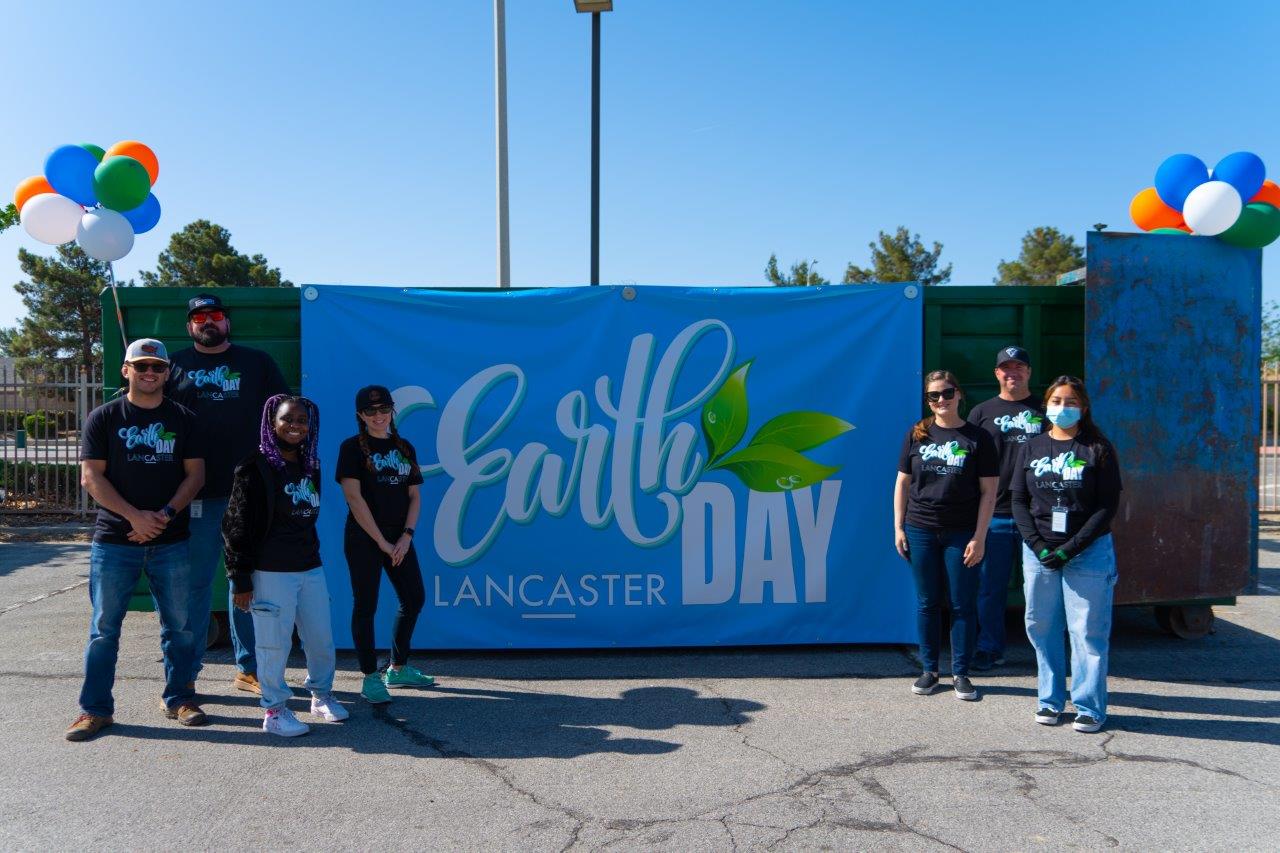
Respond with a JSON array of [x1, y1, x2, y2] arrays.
[[1051, 506, 1068, 533], [190, 500, 203, 519]]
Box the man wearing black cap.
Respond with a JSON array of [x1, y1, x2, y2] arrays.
[[966, 345, 1045, 670], [168, 292, 290, 695]]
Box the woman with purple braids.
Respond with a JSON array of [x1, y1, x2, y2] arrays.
[[222, 395, 348, 737]]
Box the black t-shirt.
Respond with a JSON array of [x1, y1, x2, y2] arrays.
[[967, 395, 1046, 516], [167, 343, 289, 499], [80, 396, 204, 545], [335, 434, 424, 532], [898, 421, 999, 530], [1010, 433, 1124, 547], [258, 459, 322, 572]]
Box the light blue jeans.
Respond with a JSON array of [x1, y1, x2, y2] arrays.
[[250, 567, 336, 711], [1022, 534, 1117, 722], [186, 497, 257, 678]]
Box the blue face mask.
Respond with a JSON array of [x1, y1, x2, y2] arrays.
[[1046, 405, 1082, 428]]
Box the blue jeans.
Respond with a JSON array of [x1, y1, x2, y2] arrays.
[[1023, 534, 1117, 721], [904, 524, 979, 675], [250, 567, 337, 711], [976, 515, 1020, 656], [80, 541, 196, 716], [186, 497, 256, 677]]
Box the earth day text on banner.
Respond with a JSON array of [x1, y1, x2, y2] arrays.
[[302, 285, 921, 649]]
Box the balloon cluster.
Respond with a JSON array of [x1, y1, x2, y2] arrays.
[[13, 142, 162, 262], [1130, 152, 1280, 248]]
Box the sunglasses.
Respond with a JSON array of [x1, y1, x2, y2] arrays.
[[361, 404, 394, 416], [190, 310, 226, 324], [129, 361, 168, 374], [924, 387, 958, 403]]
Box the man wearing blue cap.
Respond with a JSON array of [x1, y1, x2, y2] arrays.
[[67, 339, 207, 741], [169, 292, 290, 696]]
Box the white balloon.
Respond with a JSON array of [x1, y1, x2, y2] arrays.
[[1183, 180, 1243, 236], [20, 193, 82, 245], [76, 209, 135, 262]]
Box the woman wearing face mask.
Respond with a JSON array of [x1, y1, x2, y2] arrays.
[[894, 370, 999, 701], [336, 385, 434, 705], [1011, 376, 1123, 733], [223, 395, 348, 737]]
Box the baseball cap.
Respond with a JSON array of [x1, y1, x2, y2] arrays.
[[995, 345, 1030, 367], [355, 385, 393, 411], [187, 292, 226, 316], [125, 338, 170, 364]]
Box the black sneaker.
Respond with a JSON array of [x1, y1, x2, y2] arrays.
[[953, 675, 978, 701], [1035, 708, 1061, 726], [1073, 714, 1103, 733], [911, 672, 939, 695]]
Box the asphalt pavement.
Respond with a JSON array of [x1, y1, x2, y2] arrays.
[[0, 528, 1277, 851]]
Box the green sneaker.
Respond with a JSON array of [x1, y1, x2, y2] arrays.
[[361, 672, 392, 704], [384, 665, 436, 688]]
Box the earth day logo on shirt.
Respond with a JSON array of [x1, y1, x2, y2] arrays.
[[993, 410, 1043, 435], [372, 449, 414, 477], [285, 477, 320, 511], [119, 422, 176, 462], [919, 440, 969, 470], [1029, 450, 1087, 483], [188, 365, 242, 398]]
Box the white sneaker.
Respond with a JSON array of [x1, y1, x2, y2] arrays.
[[310, 692, 349, 722], [263, 707, 310, 737]]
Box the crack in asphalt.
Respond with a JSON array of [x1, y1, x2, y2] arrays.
[[0, 579, 89, 615]]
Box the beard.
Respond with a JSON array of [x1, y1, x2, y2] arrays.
[[194, 324, 227, 347]]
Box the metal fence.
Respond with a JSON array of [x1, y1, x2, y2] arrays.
[[0, 363, 103, 516], [1263, 362, 1280, 512]]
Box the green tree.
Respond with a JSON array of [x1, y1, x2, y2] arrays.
[[994, 226, 1085, 286], [139, 220, 293, 288], [0, 203, 18, 235], [764, 253, 829, 286], [2, 245, 110, 376], [1263, 300, 1280, 366], [843, 226, 952, 285]]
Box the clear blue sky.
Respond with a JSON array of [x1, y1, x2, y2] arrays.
[[3, 1, 1279, 328]]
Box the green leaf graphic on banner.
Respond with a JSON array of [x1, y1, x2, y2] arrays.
[[748, 410, 854, 452], [710, 443, 839, 492], [701, 360, 752, 463]]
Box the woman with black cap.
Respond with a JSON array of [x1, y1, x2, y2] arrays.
[[336, 385, 433, 704]]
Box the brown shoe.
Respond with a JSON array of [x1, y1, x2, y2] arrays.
[[163, 702, 209, 726], [233, 672, 261, 695], [66, 713, 113, 742]]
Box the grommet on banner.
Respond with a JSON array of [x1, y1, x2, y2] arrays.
[[303, 286, 319, 301], [902, 284, 919, 299], [621, 286, 636, 301]]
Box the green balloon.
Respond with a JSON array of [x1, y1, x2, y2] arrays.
[[1218, 202, 1280, 249], [1149, 227, 1189, 235], [80, 144, 105, 162], [93, 156, 151, 211]]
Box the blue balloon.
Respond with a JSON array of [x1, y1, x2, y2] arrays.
[[1155, 153, 1209, 211], [43, 144, 99, 207], [1212, 151, 1265, 203], [121, 193, 161, 234]]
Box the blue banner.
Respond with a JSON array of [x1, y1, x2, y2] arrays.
[[302, 284, 921, 648]]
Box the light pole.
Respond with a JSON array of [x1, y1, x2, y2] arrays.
[[495, 0, 511, 288], [574, 1, 612, 285]]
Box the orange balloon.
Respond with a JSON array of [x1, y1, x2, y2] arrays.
[[1130, 186, 1185, 231], [1249, 179, 1280, 208], [104, 140, 159, 184], [14, 175, 56, 211]]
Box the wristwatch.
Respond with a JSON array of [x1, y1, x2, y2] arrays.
[[403, 527, 415, 539], [162, 504, 177, 520]]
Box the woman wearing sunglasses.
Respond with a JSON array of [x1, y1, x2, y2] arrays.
[[336, 385, 433, 705], [1011, 376, 1122, 733], [894, 370, 999, 700], [224, 394, 347, 737]]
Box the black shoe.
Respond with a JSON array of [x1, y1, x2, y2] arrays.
[[953, 675, 978, 701], [972, 651, 993, 671], [911, 672, 939, 695], [1035, 708, 1061, 726], [1072, 714, 1103, 733]]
